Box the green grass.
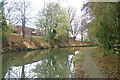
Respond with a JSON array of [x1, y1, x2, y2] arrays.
[[75, 51, 83, 61]]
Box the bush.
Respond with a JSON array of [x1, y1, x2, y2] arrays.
[[2, 25, 15, 42]]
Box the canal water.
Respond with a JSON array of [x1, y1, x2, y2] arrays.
[[2, 48, 80, 78]]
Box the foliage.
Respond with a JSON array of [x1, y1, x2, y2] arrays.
[[84, 2, 120, 54], [0, 1, 8, 32], [36, 2, 70, 42], [2, 25, 15, 41], [0, 1, 15, 41]]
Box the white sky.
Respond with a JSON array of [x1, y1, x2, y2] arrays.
[[32, 0, 87, 26], [32, 0, 87, 18]]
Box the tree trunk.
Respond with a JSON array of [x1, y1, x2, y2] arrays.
[[22, 21, 25, 39], [45, 19, 48, 38], [21, 59, 25, 79], [67, 30, 69, 46], [21, 65, 25, 79], [81, 32, 83, 41], [22, 2, 25, 39], [73, 36, 76, 42], [44, 26, 46, 38]]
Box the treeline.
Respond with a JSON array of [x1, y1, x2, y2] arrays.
[[1, 0, 86, 45], [83, 2, 120, 54]]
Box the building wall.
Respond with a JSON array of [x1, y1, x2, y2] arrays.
[[14, 26, 39, 36]]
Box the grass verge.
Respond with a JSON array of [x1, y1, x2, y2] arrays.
[[90, 47, 119, 78], [74, 48, 87, 78]]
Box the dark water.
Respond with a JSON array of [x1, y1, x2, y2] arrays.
[[2, 48, 80, 78]]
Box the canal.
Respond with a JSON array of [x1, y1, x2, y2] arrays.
[[2, 48, 80, 78]]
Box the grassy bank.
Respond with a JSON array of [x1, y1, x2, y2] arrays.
[[74, 47, 87, 78], [2, 34, 90, 53], [90, 47, 119, 78], [2, 34, 49, 53]]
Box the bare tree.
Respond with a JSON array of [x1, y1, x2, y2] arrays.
[[67, 7, 85, 42], [5, 0, 32, 39], [80, 3, 94, 41], [67, 7, 76, 41], [71, 18, 81, 41]]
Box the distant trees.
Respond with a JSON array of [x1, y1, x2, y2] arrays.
[[80, 17, 89, 42], [36, 2, 70, 43], [67, 7, 76, 41], [67, 7, 82, 41], [80, 3, 93, 42], [70, 18, 81, 41]]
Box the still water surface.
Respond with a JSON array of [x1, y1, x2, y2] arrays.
[[2, 48, 79, 78]]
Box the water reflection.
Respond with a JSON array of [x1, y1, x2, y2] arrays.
[[3, 48, 79, 78]]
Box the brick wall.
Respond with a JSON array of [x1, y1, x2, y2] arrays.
[[14, 26, 39, 36]]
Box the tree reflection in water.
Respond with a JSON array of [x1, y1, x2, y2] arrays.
[[3, 48, 78, 78]]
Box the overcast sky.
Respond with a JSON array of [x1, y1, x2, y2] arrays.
[[32, 0, 87, 16]]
